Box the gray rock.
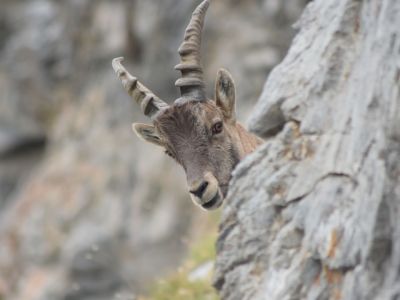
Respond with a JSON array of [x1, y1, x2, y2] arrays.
[[0, 0, 308, 299], [215, 0, 400, 299]]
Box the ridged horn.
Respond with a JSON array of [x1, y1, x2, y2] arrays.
[[174, 0, 210, 103], [112, 57, 169, 119]]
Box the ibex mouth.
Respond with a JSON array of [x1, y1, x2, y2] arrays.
[[201, 192, 222, 210]]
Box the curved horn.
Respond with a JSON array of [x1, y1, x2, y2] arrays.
[[112, 57, 169, 119], [174, 0, 210, 103]]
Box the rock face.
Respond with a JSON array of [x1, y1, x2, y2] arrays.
[[0, 0, 308, 299], [214, 0, 400, 299]]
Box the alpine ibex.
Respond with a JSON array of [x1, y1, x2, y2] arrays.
[[112, 0, 262, 210]]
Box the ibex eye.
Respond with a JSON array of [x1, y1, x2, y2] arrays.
[[212, 122, 223, 135]]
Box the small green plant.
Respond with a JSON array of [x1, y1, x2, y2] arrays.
[[141, 212, 220, 300]]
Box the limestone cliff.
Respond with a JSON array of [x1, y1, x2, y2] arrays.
[[214, 0, 400, 299], [0, 0, 307, 299]]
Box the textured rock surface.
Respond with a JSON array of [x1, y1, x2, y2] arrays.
[[0, 0, 307, 299], [215, 0, 400, 299]]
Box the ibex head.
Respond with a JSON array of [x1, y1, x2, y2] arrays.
[[113, 0, 249, 210]]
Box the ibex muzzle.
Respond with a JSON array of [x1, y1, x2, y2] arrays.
[[113, 0, 262, 210]]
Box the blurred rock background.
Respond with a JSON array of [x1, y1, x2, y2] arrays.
[[0, 0, 307, 299]]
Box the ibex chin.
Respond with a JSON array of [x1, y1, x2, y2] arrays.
[[112, 0, 262, 210]]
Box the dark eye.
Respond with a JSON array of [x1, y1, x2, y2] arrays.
[[212, 121, 223, 135]]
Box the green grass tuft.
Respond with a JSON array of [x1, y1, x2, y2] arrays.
[[140, 212, 220, 300]]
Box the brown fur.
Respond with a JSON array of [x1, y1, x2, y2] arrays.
[[154, 100, 262, 197]]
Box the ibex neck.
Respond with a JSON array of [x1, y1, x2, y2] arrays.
[[234, 123, 263, 159]]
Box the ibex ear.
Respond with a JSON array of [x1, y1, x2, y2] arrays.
[[132, 123, 164, 147], [215, 68, 236, 123]]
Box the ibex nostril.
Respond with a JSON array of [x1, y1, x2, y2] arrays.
[[190, 181, 209, 198]]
